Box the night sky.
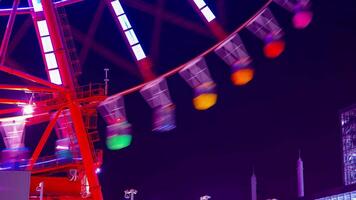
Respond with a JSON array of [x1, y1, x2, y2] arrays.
[[0, 0, 356, 199]]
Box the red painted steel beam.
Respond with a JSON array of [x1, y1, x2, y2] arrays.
[[122, 0, 213, 38], [149, 0, 165, 64], [0, 107, 22, 115], [41, 2, 102, 197], [30, 176, 81, 196], [0, 0, 20, 65], [0, 65, 65, 91], [27, 108, 63, 171], [0, 98, 28, 105], [0, 0, 84, 16], [42, 0, 76, 92], [68, 101, 103, 200], [0, 84, 59, 92]]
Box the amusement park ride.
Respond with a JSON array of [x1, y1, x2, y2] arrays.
[[0, 0, 312, 199]]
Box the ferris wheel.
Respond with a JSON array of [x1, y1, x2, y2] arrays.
[[0, 0, 312, 199]]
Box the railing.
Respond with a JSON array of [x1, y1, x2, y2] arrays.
[[0, 149, 103, 172], [76, 83, 105, 99]]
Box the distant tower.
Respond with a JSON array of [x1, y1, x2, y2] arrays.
[[340, 105, 356, 185], [297, 150, 304, 198], [251, 168, 257, 200]]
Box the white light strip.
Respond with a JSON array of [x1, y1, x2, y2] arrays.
[[109, 0, 147, 61], [125, 29, 139, 46], [193, 0, 206, 9], [31, 5, 63, 85], [132, 44, 146, 61], [37, 20, 49, 36], [111, 0, 124, 16], [41, 36, 54, 53], [192, 0, 216, 22], [48, 69, 63, 85], [201, 7, 216, 22], [45, 53, 59, 69], [118, 15, 132, 31], [32, 0, 43, 12]]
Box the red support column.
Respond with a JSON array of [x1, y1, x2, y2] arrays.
[[68, 101, 103, 200], [0, 65, 65, 91], [41, 0, 76, 92], [27, 108, 64, 171], [40, 1, 103, 199], [0, 0, 20, 64]]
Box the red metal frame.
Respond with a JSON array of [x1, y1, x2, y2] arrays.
[[0, 84, 59, 92], [0, 0, 84, 16], [0, 98, 28, 105], [27, 107, 64, 171], [0, 1, 274, 199], [39, 0, 103, 198], [0, 0, 20, 64], [0, 65, 65, 91]]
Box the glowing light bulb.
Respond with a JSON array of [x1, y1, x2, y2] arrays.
[[106, 122, 132, 150], [95, 168, 102, 174], [263, 39, 285, 58], [231, 62, 255, 86], [293, 11, 313, 29], [106, 134, 132, 150], [193, 82, 217, 110], [23, 104, 34, 115]]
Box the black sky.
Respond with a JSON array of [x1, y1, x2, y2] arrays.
[[0, 0, 356, 199]]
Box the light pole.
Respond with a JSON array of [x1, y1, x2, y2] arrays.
[[104, 68, 109, 96], [124, 189, 138, 200], [36, 181, 44, 200], [200, 195, 211, 200]]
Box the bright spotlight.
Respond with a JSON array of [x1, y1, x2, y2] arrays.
[[95, 167, 102, 174], [23, 104, 34, 115]]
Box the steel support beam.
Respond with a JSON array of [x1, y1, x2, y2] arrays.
[[0, 98, 27, 105], [42, 0, 76, 92], [0, 0, 20, 65], [0, 0, 84, 16], [0, 65, 65, 91], [0, 84, 58, 93], [27, 108, 64, 171]]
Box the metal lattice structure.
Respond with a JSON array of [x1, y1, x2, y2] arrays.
[[0, 0, 312, 199], [340, 105, 356, 186]]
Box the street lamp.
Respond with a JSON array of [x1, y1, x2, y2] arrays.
[[124, 189, 138, 200], [200, 195, 211, 200]]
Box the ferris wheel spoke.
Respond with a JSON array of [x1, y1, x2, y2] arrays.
[[190, 0, 227, 40], [7, 17, 32, 56], [78, 1, 105, 66], [217, 0, 227, 26], [149, 0, 165, 65], [0, 84, 59, 93], [0, 64, 65, 91], [71, 27, 140, 77], [122, 0, 213, 38], [0, 0, 20, 65]]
